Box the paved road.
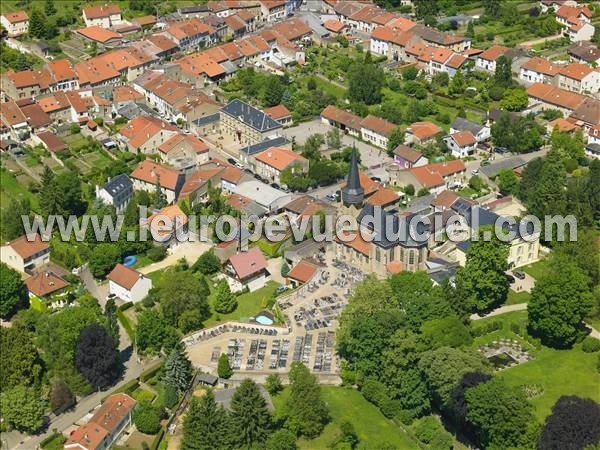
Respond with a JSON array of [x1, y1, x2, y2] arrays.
[[3, 269, 141, 449], [470, 303, 528, 320]]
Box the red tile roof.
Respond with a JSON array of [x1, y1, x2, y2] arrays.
[[360, 114, 396, 137], [36, 132, 67, 152], [264, 104, 291, 120], [228, 247, 268, 279], [387, 261, 404, 274], [449, 130, 476, 147], [147, 204, 188, 236], [255, 147, 307, 171], [410, 160, 466, 188], [407, 121, 443, 141], [478, 45, 509, 62], [107, 264, 145, 290], [83, 4, 121, 19], [431, 189, 459, 209], [324, 19, 345, 33], [336, 231, 370, 256], [2, 11, 28, 23], [25, 271, 69, 297], [287, 259, 319, 283], [366, 187, 398, 207], [526, 82, 585, 110], [158, 134, 209, 155], [6, 234, 49, 260], [522, 57, 558, 76], [130, 160, 182, 191], [119, 116, 177, 150], [321, 105, 362, 131], [76, 26, 122, 44], [558, 63, 594, 81]]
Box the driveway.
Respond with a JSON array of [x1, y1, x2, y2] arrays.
[[509, 270, 535, 293], [138, 241, 212, 274]]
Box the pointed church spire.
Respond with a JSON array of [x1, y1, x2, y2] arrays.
[[341, 144, 364, 207]]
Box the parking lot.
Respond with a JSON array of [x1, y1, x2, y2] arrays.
[[185, 254, 366, 377]]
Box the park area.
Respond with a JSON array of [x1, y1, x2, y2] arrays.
[[471, 311, 600, 421], [273, 386, 419, 449]]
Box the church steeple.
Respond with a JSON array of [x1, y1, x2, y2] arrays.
[[341, 144, 364, 208]]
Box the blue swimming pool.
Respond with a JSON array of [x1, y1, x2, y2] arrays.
[[123, 255, 137, 267], [255, 315, 274, 325]]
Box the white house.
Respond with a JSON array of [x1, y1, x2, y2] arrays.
[[129, 160, 185, 205], [260, 0, 286, 22], [0, 11, 29, 37], [450, 117, 491, 143], [107, 264, 152, 303], [225, 247, 270, 292], [475, 45, 509, 73], [1, 234, 50, 273], [360, 115, 397, 150], [95, 174, 133, 213], [519, 57, 558, 85], [82, 4, 122, 28], [444, 131, 478, 158]]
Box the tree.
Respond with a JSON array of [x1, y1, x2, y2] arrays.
[[191, 249, 221, 275], [280, 259, 290, 277], [419, 316, 472, 350], [0, 325, 42, 389], [1, 198, 30, 241], [136, 309, 169, 355], [75, 324, 119, 389], [538, 396, 600, 450], [49, 379, 74, 413], [28, 9, 47, 39], [133, 402, 162, 434], [449, 69, 465, 95], [454, 234, 509, 313], [0, 263, 29, 318], [518, 156, 543, 202], [466, 21, 475, 37], [302, 133, 325, 159], [262, 75, 284, 107], [497, 168, 519, 195], [56, 170, 86, 216], [45, 0, 56, 17], [348, 57, 385, 105], [214, 280, 237, 314], [153, 180, 167, 209], [528, 259, 593, 348], [89, 243, 121, 278], [327, 127, 342, 150], [159, 270, 210, 330], [468, 175, 484, 191], [0, 385, 45, 433], [494, 55, 513, 88], [266, 429, 297, 450], [500, 88, 528, 111], [530, 149, 567, 219], [466, 378, 534, 448], [218, 353, 233, 379], [414, 0, 439, 19], [181, 391, 230, 450], [230, 379, 272, 447], [104, 297, 119, 343], [265, 373, 283, 395], [386, 127, 404, 155], [164, 346, 193, 394], [285, 362, 329, 437], [550, 128, 585, 161], [418, 347, 491, 408], [447, 371, 492, 432]]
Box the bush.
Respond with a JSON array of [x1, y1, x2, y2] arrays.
[[412, 416, 453, 449], [360, 378, 388, 407], [471, 320, 503, 337], [133, 402, 161, 435], [582, 337, 600, 353], [147, 246, 167, 262], [379, 398, 402, 419], [163, 383, 178, 409]]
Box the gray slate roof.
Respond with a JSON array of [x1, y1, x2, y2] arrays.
[[480, 156, 527, 178], [451, 117, 484, 135], [101, 174, 133, 199], [221, 99, 282, 133], [240, 136, 290, 156]]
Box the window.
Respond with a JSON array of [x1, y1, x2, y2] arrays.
[[375, 247, 381, 262], [409, 251, 415, 265]]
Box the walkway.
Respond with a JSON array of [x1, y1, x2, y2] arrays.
[[138, 241, 211, 275], [470, 303, 600, 339]]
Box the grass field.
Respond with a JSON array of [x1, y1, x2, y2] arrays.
[[506, 290, 531, 305], [204, 280, 278, 326], [473, 311, 600, 421], [0, 167, 40, 212], [521, 258, 551, 281], [273, 386, 419, 449]]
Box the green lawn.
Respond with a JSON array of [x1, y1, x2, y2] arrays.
[[273, 386, 419, 449], [521, 258, 551, 281], [251, 238, 284, 258], [0, 168, 40, 212], [40, 433, 67, 450], [131, 387, 156, 403], [472, 311, 600, 421], [204, 281, 278, 327], [29, 296, 48, 313], [506, 290, 531, 305]]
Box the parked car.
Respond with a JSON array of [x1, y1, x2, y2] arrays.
[[506, 274, 516, 284], [513, 270, 526, 280], [270, 183, 280, 190], [325, 193, 337, 202], [235, 163, 244, 170], [494, 146, 507, 154], [471, 169, 479, 175], [227, 158, 238, 165], [276, 284, 288, 294], [481, 159, 490, 167]]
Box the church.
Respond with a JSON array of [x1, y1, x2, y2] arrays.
[[333, 146, 429, 276]]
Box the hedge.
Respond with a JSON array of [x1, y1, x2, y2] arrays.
[[140, 363, 163, 383], [150, 427, 166, 450], [117, 302, 135, 341]]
